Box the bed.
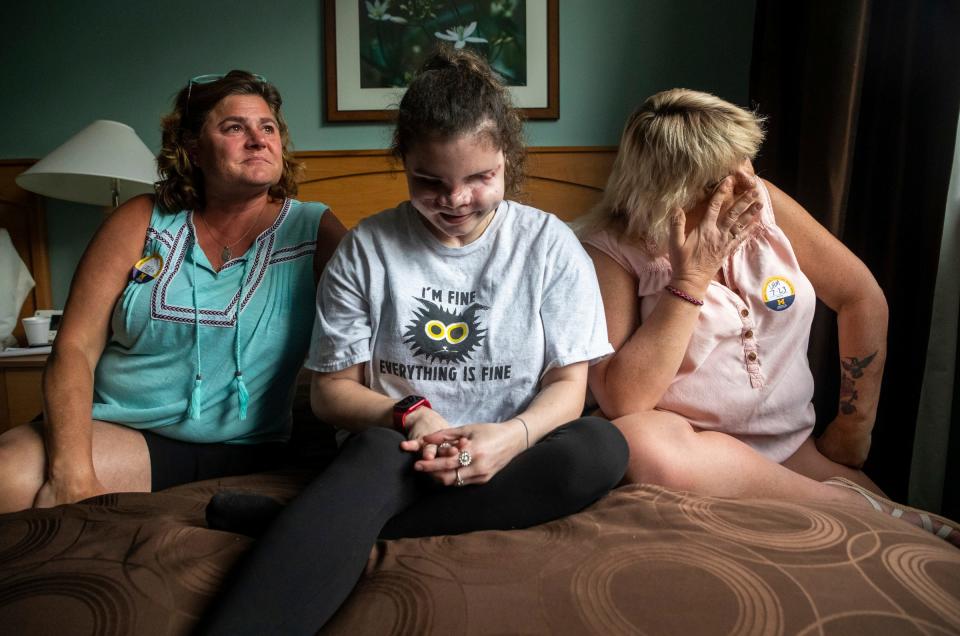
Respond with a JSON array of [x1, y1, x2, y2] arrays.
[[1, 150, 958, 635]]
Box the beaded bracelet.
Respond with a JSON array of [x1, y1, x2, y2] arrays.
[[664, 284, 704, 306]]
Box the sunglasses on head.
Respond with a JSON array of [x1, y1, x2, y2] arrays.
[[185, 72, 267, 118]]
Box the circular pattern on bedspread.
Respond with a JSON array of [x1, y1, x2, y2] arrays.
[[4, 480, 959, 634], [570, 543, 782, 636], [882, 544, 960, 630], [324, 570, 438, 635], [797, 612, 959, 635], [0, 518, 63, 562], [0, 572, 137, 636], [413, 514, 585, 584], [78, 493, 123, 507], [680, 497, 847, 551], [154, 526, 247, 596]]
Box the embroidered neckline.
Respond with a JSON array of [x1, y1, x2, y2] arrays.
[[150, 199, 298, 327]]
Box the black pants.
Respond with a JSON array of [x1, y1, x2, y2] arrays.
[[197, 417, 627, 635], [142, 430, 288, 491]]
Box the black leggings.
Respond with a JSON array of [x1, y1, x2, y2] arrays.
[[197, 417, 627, 635]]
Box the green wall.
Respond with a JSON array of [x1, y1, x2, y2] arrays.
[[2, 0, 756, 306]]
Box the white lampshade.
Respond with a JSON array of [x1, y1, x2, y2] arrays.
[[16, 120, 158, 207]]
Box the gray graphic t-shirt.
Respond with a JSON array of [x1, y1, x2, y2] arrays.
[[306, 200, 612, 426]]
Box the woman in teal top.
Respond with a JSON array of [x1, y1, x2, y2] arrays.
[[92, 197, 326, 444], [0, 71, 346, 513]]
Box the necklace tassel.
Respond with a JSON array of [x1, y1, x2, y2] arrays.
[[189, 374, 204, 420], [235, 372, 249, 420]]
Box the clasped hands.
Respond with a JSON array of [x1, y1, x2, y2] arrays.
[[399, 408, 526, 487]]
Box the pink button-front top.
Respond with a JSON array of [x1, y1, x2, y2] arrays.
[[584, 179, 816, 462]]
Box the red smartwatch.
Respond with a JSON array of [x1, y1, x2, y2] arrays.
[[392, 395, 431, 431]]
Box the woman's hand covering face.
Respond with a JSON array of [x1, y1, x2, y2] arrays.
[[668, 173, 763, 291]]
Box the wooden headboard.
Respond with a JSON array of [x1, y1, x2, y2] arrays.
[[0, 147, 616, 343], [295, 147, 616, 227], [0, 160, 51, 344]]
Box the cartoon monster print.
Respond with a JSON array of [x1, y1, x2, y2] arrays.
[[403, 298, 488, 363]]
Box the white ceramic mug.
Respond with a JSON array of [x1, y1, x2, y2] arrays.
[[22, 315, 50, 347]]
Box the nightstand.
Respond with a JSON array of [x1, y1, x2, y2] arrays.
[[0, 353, 47, 434]]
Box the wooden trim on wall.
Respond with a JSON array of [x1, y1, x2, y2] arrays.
[[0, 147, 616, 345], [293, 146, 616, 227]]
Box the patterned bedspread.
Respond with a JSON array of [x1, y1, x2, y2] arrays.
[[1, 471, 958, 635]]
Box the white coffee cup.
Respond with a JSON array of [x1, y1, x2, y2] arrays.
[[22, 315, 51, 347]]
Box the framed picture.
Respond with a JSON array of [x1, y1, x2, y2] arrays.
[[324, 0, 559, 122]]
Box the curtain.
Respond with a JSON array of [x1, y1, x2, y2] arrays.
[[946, 326, 960, 518], [910, 121, 960, 519], [749, 0, 960, 503]]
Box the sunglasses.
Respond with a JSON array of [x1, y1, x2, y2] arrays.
[[185, 73, 267, 118]]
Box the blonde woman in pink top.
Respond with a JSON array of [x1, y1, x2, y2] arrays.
[[579, 88, 958, 546]]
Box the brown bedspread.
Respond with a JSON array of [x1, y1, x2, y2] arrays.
[[1, 472, 958, 635]]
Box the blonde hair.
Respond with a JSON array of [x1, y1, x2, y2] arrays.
[[576, 89, 765, 253]]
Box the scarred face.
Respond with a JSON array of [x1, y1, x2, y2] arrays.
[[196, 94, 283, 198], [403, 132, 506, 247]]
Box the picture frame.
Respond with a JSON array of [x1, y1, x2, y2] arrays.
[[324, 0, 559, 122]]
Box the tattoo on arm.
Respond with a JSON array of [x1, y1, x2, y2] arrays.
[[839, 351, 878, 415]]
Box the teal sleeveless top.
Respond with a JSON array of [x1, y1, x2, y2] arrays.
[[92, 198, 327, 444]]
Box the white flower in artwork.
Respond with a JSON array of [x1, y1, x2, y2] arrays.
[[366, 0, 407, 23], [434, 21, 488, 49]]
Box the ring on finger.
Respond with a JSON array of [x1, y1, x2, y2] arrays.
[[438, 442, 452, 450], [456, 468, 464, 486], [458, 450, 472, 467]]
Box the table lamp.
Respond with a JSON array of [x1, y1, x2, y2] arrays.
[[16, 120, 157, 208]]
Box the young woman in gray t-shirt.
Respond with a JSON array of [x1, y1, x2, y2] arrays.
[[198, 48, 628, 634]]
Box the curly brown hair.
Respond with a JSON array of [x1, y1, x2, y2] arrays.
[[156, 71, 302, 212], [391, 47, 526, 196]]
